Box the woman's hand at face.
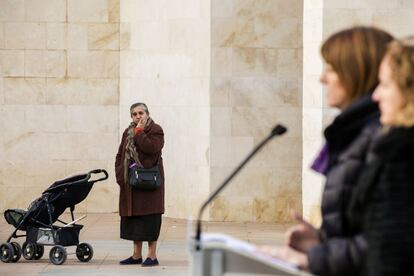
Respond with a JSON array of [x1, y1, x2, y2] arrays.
[[136, 118, 147, 129]]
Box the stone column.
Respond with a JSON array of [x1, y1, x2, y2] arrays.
[[119, 0, 211, 219], [210, 0, 303, 222], [302, 0, 324, 225]]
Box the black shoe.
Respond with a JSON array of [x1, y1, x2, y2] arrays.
[[119, 256, 142, 265], [142, 257, 159, 266]]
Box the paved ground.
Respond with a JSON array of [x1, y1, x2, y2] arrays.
[[0, 213, 291, 275]]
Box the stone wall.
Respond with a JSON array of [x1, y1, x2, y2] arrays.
[[0, 0, 120, 213], [210, 0, 303, 222]]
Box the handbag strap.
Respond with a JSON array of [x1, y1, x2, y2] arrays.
[[132, 153, 161, 169]]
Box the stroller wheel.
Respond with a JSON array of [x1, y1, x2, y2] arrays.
[[10, 242, 22, 262], [49, 245, 67, 265], [33, 245, 44, 260], [76, 243, 94, 262], [22, 242, 36, 260], [0, 243, 15, 263]]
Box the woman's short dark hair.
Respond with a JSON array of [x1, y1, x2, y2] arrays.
[[130, 102, 149, 115], [321, 26, 394, 104]]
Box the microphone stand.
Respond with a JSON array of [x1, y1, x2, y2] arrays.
[[194, 124, 287, 249]]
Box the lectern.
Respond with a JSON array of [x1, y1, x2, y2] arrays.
[[190, 233, 314, 276]]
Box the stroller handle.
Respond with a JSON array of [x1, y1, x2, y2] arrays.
[[43, 169, 109, 194], [89, 169, 109, 183]]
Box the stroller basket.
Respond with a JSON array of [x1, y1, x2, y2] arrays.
[[27, 225, 83, 246]]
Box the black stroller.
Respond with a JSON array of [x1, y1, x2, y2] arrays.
[[1, 169, 108, 265]]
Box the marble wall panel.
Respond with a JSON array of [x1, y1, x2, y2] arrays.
[[0, 160, 25, 188], [67, 23, 88, 50], [303, 75, 323, 108], [302, 170, 323, 207], [46, 23, 67, 50], [231, 107, 301, 138], [68, 0, 108, 23], [46, 78, 119, 105], [211, 18, 235, 47], [46, 51, 66, 77], [25, 0, 66, 22], [119, 23, 130, 50], [212, 47, 233, 77], [253, 193, 300, 222], [211, 78, 231, 107], [0, 50, 24, 76], [0, 0, 24, 22], [25, 50, 47, 77], [212, 0, 233, 18], [164, 0, 201, 19], [4, 77, 46, 104], [211, 195, 253, 221], [0, 186, 31, 210], [211, 166, 274, 197], [230, 78, 300, 108], [372, 9, 414, 37], [108, 0, 120, 23], [129, 21, 169, 50], [0, 77, 3, 105], [120, 0, 164, 22], [324, 0, 402, 9], [88, 23, 119, 50], [4, 23, 25, 49], [0, 23, 4, 48], [24, 105, 67, 132], [67, 51, 119, 78], [211, 107, 232, 136], [400, 0, 414, 8], [65, 105, 118, 133], [169, 19, 206, 49], [232, 47, 278, 77], [25, 23, 46, 49]]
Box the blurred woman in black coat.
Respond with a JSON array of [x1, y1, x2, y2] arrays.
[[349, 37, 414, 276]]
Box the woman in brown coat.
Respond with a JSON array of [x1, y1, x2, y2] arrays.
[[115, 102, 165, 266]]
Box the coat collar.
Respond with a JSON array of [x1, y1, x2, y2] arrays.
[[324, 93, 379, 154], [373, 126, 414, 160]]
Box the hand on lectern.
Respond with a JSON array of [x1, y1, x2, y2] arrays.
[[259, 245, 309, 270], [286, 212, 321, 253]]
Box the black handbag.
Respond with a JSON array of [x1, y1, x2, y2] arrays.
[[128, 160, 161, 191]]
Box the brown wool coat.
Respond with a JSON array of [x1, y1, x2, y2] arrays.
[[115, 121, 165, 216]]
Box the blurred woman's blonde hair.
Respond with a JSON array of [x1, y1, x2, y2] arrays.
[[321, 26, 394, 106], [386, 37, 414, 127]]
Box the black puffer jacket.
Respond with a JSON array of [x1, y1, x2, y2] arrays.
[[308, 94, 380, 276], [349, 126, 414, 276]]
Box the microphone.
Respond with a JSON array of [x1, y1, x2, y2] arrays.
[[194, 124, 287, 248]]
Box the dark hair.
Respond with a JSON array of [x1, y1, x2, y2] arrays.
[[130, 102, 149, 115], [321, 26, 394, 105]]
